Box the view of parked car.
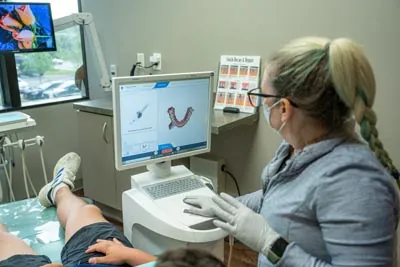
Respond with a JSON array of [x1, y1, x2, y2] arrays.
[[42, 80, 81, 99], [52, 58, 64, 65], [23, 80, 65, 100], [18, 77, 31, 94]]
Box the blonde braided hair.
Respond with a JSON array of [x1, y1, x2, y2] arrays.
[[329, 38, 400, 182], [269, 37, 399, 183]]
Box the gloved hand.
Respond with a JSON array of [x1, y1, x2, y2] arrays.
[[212, 192, 280, 255], [183, 195, 218, 217]]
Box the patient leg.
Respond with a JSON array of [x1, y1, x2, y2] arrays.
[[0, 223, 37, 261], [55, 187, 107, 242], [0, 223, 7, 232], [38, 152, 107, 242], [37, 153, 141, 266]]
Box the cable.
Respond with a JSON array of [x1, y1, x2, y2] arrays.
[[221, 164, 241, 196], [227, 235, 234, 267], [139, 62, 159, 69], [129, 63, 139, 76], [19, 140, 37, 199], [0, 153, 15, 201], [20, 148, 30, 199], [0, 136, 16, 201], [37, 136, 48, 184], [130, 62, 159, 76], [19, 140, 37, 198], [8, 154, 13, 200], [25, 164, 37, 197], [4, 136, 14, 200], [9, 135, 15, 167], [39, 147, 48, 184]]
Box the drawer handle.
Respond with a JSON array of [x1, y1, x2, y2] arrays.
[[102, 122, 108, 144]]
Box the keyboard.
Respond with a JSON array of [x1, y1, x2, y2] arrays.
[[143, 175, 206, 200]]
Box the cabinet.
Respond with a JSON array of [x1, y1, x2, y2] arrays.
[[77, 111, 146, 210]]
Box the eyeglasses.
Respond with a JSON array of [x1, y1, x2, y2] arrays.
[[246, 88, 298, 108]]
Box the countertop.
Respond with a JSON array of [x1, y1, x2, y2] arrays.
[[73, 98, 258, 135]]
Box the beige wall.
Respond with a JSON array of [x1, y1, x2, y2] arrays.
[[6, 0, 399, 201], [81, 0, 400, 195]]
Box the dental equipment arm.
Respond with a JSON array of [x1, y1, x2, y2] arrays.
[[3, 136, 46, 199], [53, 13, 111, 91]]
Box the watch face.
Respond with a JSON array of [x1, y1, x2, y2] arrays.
[[271, 237, 289, 258], [267, 251, 281, 264]]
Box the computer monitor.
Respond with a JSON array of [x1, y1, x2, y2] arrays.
[[0, 2, 56, 53], [112, 72, 214, 175]]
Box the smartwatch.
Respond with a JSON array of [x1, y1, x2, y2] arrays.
[[267, 237, 289, 264]]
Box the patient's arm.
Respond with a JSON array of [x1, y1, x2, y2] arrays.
[[86, 238, 156, 266], [41, 264, 62, 267]]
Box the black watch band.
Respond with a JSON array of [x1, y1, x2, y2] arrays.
[[267, 237, 289, 264]]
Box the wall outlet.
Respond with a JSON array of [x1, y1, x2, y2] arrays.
[[137, 53, 145, 66], [149, 53, 162, 70], [110, 64, 117, 78]]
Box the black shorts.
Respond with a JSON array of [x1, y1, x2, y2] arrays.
[[0, 222, 134, 267], [0, 254, 51, 267]]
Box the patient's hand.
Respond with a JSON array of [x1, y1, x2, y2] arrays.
[[86, 238, 130, 265], [41, 264, 62, 267]]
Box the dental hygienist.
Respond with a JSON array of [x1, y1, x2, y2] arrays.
[[184, 37, 400, 266]]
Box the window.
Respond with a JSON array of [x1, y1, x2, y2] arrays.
[[0, 75, 3, 107], [2, 0, 88, 109]]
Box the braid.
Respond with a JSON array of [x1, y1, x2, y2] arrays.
[[270, 37, 399, 184], [354, 92, 400, 184]]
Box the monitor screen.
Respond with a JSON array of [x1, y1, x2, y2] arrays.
[[0, 2, 56, 53], [113, 72, 213, 171]]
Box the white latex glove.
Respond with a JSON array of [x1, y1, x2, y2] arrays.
[[212, 192, 280, 255], [183, 195, 218, 217]]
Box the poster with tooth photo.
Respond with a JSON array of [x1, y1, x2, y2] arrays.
[[214, 55, 261, 113]]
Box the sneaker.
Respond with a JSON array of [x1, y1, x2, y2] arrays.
[[38, 152, 81, 207]]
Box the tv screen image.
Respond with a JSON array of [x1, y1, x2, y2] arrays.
[[0, 2, 56, 53]]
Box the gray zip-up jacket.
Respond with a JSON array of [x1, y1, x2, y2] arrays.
[[238, 137, 399, 266]]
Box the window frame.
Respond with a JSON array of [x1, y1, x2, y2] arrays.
[[0, 0, 89, 112]]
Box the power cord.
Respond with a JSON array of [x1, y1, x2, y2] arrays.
[[221, 164, 241, 196], [227, 235, 234, 267], [130, 62, 159, 76]]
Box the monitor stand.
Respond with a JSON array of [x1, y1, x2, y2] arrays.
[[143, 160, 197, 183], [146, 161, 173, 179]]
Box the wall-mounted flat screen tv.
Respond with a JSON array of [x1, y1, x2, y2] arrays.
[[0, 2, 56, 53]]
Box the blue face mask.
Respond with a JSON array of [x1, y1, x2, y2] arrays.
[[263, 100, 287, 133], [263, 100, 281, 126]]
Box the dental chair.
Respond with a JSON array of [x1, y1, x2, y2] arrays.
[[0, 198, 156, 267]]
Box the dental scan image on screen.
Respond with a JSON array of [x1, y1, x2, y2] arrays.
[[119, 78, 210, 166]]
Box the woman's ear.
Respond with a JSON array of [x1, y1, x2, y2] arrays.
[[280, 99, 293, 122]]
